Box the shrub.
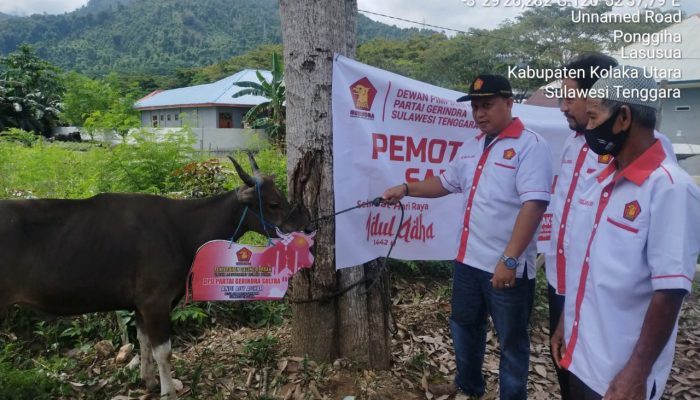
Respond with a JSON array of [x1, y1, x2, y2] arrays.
[[173, 158, 229, 198], [0, 139, 108, 199], [98, 128, 197, 194], [243, 334, 279, 367], [0, 128, 39, 146]]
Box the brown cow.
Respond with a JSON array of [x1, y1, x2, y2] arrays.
[[0, 154, 308, 399]]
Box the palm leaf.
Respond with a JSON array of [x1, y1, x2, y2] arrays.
[[231, 86, 265, 99]]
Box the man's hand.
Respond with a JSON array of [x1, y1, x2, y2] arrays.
[[550, 311, 566, 369], [381, 184, 407, 204], [491, 261, 516, 289], [604, 365, 647, 400]]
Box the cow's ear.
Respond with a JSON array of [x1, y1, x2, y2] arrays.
[[229, 156, 256, 187], [237, 186, 256, 204]]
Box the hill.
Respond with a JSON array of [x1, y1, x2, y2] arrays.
[[0, 12, 15, 22], [0, 0, 431, 76]]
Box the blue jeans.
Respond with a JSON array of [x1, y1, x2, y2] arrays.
[[450, 262, 535, 400]]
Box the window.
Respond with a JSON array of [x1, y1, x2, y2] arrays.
[[218, 112, 233, 128], [675, 106, 691, 112], [152, 115, 158, 127], [167, 114, 171, 121], [160, 114, 164, 121], [174, 113, 179, 120]]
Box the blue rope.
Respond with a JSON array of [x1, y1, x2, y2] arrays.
[[255, 180, 272, 245], [228, 206, 249, 248]]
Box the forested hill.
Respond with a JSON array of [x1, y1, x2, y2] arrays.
[[0, 12, 15, 22], [0, 0, 430, 76]]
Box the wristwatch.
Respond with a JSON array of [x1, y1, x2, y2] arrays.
[[500, 254, 519, 270]]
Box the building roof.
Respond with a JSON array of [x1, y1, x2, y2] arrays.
[[134, 69, 272, 110], [610, 14, 700, 84], [524, 80, 560, 108]]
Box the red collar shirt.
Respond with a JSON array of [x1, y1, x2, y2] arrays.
[[560, 140, 700, 398], [439, 117, 553, 278], [544, 131, 676, 295]]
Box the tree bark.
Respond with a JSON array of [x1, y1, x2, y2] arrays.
[[281, 0, 391, 368]]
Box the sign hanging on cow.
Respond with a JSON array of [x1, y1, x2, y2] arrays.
[[189, 230, 315, 301]]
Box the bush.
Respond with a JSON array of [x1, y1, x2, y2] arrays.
[[0, 361, 66, 400], [173, 158, 229, 198], [99, 128, 197, 194], [243, 334, 279, 367], [0, 128, 39, 146], [0, 363, 53, 399], [0, 139, 108, 199]]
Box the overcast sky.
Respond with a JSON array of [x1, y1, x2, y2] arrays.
[[1, 0, 699, 32]]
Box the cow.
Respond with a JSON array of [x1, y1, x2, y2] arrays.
[[0, 154, 308, 399]]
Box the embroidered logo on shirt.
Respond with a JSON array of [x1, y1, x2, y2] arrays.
[[623, 200, 641, 222], [578, 198, 594, 207], [503, 148, 516, 160], [598, 154, 612, 164]]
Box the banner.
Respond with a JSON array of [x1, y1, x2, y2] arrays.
[[332, 55, 568, 269], [190, 230, 315, 301]]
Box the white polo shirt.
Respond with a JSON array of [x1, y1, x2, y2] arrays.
[[559, 140, 700, 399], [543, 131, 676, 295], [440, 117, 552, 279]]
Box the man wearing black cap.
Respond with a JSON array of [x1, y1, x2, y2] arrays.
[[383, 75, 552, 399], [551, 67, 700, 400]]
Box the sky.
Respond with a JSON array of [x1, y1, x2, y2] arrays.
[[1, 0, 699, 32]]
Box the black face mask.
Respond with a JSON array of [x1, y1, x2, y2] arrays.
[[584, 108, 630, 156]]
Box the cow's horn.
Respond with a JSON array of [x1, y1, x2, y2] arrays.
[[246, 151, 262, 178], [228, 155, 256, 187]]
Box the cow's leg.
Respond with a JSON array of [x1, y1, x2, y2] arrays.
[[141, 306, 177, 399], [135, 316, 157, 391], [153, 339, 175, 399]]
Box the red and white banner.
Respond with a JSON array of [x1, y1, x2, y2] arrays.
[[332, 55, 567, 269], [190, 230, 316, 301]]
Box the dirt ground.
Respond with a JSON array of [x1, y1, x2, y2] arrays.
[[150, 276, 699, 400], [17, 274, 699, 400]]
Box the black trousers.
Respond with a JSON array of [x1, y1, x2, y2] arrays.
[[548, 284, 572, 400], [569, 373, 602, 400], [569, 371, 658, 400]]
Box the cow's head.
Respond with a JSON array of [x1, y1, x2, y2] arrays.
[[229, 153, 309, 236]]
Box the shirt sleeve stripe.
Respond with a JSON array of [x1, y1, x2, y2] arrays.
[[518, 190, 550, 196], [439, 172, 460, 191], [659, 165, 674, 184], [651, 274, 692, 282]]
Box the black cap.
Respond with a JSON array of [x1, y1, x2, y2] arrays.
[[457, 74, 513, 102]]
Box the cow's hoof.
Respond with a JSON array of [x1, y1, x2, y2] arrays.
[[145, 379, 158, 392], [160, 392, 177, 399]]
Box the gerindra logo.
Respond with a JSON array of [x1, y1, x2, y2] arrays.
[[349, 77, 377, 120], [236, 247, 252, 262]]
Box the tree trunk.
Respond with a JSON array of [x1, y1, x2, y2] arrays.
[[281, 0, 391, 368]]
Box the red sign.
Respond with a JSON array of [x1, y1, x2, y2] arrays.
[[190, 231, 316, 301]]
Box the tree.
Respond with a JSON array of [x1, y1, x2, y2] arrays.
[[60, 72, 112, 127], [281, 0, 392, 368], [0, 45, 64, 136], [231, 52, 286, 149], [82, 75, 141, 141]]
